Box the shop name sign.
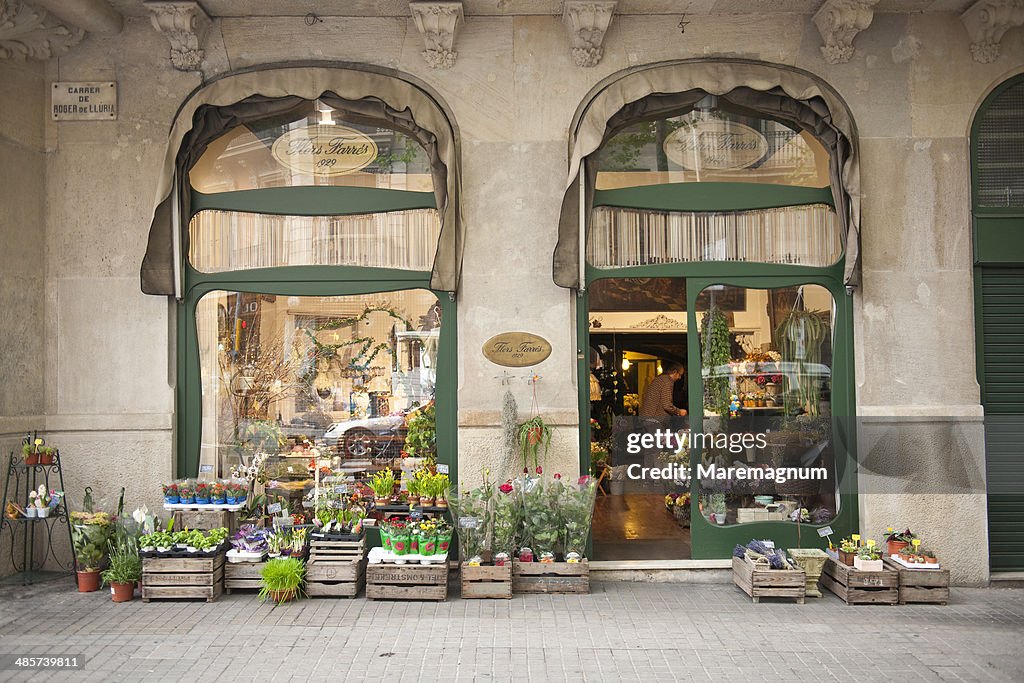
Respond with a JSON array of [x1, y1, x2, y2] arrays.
[[663, 120, 768, 171], [51, 82, 117, 121], [271, 125, 378, 176], [482, 332, 552, 367]]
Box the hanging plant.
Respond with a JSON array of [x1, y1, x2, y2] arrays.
[[775, 309, 829, 416], [701, 308, 732, 420], [518, 415, 552, 473]]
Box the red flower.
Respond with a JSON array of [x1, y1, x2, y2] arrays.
[[499, 482, 513, 494], [553, 473, 561, 479], [523, 467, 529, 474], [535, 466, 543, 474], [578, 475, 592, 486]]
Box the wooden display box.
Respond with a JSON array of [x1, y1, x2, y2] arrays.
[[172, 509, 238, 535], [511, 560, 589, 595], [142, 553, 224, 602], [461, 563, 512, 599], [366, 562, 448, 601], [306, 538, 367, 598], [883, 558, 950, 605], [224, 561, 265, 593], [731, 555, 806, 604], [821, 556, 898, 605]]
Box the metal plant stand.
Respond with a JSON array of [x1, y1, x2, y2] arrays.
[[0, 443, 75, 585]]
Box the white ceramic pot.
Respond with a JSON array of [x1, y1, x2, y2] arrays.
[[37, 507, 50, 518], [24, 507, 36, 518]]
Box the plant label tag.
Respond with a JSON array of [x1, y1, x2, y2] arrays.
[[759, 539, 775, 550], [410, 508, 423, 520], [199, 464, 213, 473], [459, 516, 479, 529], [333, 485, 348, 494], [436, 463, 449, 474], [267, 503, 283, 514], [817, 526, 834, 538]]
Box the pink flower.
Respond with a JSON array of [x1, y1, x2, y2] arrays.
[[578, 475, 592, 486]]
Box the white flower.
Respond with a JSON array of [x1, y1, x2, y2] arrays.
[[132, 506, 149, 525]]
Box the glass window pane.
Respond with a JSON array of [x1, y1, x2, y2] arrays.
[[697, 284, 839, 527], [189, 102, 434, 193], [976, 80, 1024, 208], [196, 290, 442, 512], [596, 105, 831, 191], [188, 209, 441, 273], [587, 204, 842, 268]]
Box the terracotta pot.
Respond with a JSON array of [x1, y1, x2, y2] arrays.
[[435, 498, 448, 509], [24, 453, 39, 466], [924, 556, 938, 564], [39, 453, 54, 465], [407, 496, 420, 507], [526, 425, 543, 445], [838, 550, 855, 566], [887, 540, 909, 556], [421, 496, 435, 507], [374, 497, 389, 506], [77, 570, 101, 592], [110, 581, 134, 602], [268, 588, 296, 603]]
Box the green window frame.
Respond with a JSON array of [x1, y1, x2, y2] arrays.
[[175, 154, 457, 486], [580, 149, 858, 561]]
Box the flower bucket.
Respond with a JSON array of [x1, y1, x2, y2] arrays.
[[181, 495, 195, 504], [226, 497, 237, 505], [380, 529, 392, 551]]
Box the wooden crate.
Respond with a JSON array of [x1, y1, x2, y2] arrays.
[[512, 560, 589, 595], [305, 538, 366, 598], [883, 558, 950, 605], [461, 563, 512, 599], [142, 554, 224, 602], [732, 556, 806, 604], [224, 561, 264, 593], [365, 562, 448, 601], [821, 556, 898, 605], [172, 509, 238, 535]]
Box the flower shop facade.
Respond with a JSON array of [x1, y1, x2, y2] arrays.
[[1, 1, 1022, 586]]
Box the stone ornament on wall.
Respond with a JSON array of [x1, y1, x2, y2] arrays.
[[961, 0, 1024, 63], [0, 0, 84, 61], [629, 315, 684, 331], [145, 0, 211, 72], [812, 0, 879, 64], [562, 0, 616, 68], [410, 1, 463, 69]]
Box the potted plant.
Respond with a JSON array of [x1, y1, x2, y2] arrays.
[[518, 415, 552, 472], [709, 493, 727, 525], [194, 482, 210, 505], [28, 485, 53, 518], [406, 475, 421, 508], [38, 446, 56, 465], [102, 536, 142, 603], [434, 474, 450, 509], [177, 480, 196, 504], [369, 470, 396, 507], [210, 481, 227, 505], [259, 557, 305, 605], [21, 442, 39, 466], [162, 483, 180, 505], [884, 527, 916, 556], [70, 509, 113, 592], [854, 541, 883, 571], [839, 537, 858, 566]]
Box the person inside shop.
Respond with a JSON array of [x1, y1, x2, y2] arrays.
[[639, 361, 688, 419]]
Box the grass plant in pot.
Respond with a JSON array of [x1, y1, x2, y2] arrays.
[[102, 536, 142, 603], [259, 557, 305, 605]]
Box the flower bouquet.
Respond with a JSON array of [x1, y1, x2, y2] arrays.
[[448, 478, 494, 563], [518, 475, 562, 559], [492, 480, 520, 560], [560, 476, 597, 560]]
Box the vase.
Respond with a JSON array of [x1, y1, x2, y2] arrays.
[[787, 548, 828, 598], [77, 569, 101, 592], [110, 581, 134, 602]]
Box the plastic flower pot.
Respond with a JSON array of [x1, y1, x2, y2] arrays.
[[195, 497, 210, 505], [36, 507, 50, 518], [420, 537, 437, 555], [380, 529, 392, 551], [164, 496, 179, 505], [110, 582, 134, 602], [392, 534, 410, 556], [24, 507, 36, 519], [410, 537, 420, 555], [437, 534, 452, 553], [77, 570, 101, 592]]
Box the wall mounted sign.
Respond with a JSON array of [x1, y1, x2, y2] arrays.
[[663, 119, 768, 171], [271, 125, 378, 176], [482, 332, 552, 367], [51, 82, 117, 121]]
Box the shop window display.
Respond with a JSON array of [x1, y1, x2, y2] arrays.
[[195, 289, 441, 520]]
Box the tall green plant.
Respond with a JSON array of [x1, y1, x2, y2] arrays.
[[701, 308, 732, 419], [403, 402, 436, 462]]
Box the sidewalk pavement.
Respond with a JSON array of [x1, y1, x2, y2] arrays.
[[0, 578, 1021, 682]]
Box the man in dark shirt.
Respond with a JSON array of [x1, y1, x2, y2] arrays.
[[639, 361, 688, 418]]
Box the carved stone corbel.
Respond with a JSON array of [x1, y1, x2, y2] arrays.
[[562, 1, 616, 68], [145, 1, 211, 72], [0, 0, 84, 61], [409, 1, 463, 69], [961, 0, 1024, 63], [812, 0, 880, 64]]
